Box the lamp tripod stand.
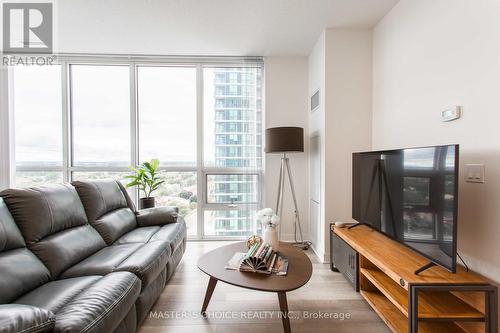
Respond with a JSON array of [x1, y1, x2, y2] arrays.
[[275, 152, 311, 250]]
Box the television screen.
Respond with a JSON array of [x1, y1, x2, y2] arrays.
[[352, 145, 459, 272]]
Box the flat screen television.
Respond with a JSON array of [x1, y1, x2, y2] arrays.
[[352, 144, 459, 273]]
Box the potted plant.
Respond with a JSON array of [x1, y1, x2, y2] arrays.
[[125, 159, 164, 209]]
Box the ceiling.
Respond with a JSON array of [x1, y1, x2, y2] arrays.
[[57, 0, 399, 56]]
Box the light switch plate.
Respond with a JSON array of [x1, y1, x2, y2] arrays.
[[465, 164, 485, 183]]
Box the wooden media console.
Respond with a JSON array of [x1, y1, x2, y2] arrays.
[[332, 224, 498, 333]]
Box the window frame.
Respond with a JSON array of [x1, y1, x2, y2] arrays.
[[205, 172, 261, 205], [5, 55, 265, 240]]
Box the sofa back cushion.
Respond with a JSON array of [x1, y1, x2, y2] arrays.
[[72, 180, 137, 245], [116, 181, 137, 213], [0, 185, 106, 278], [0, 198, 24, 252], [0, 198, 51, 303]]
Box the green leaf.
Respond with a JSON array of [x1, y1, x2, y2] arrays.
[[152, 180, 164, 188], [150, 159, 160, 171]]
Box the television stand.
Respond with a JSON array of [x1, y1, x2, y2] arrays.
[[414, 262, 437, 275], [331, 224, 498, 333], [347, 222, 370, 230]]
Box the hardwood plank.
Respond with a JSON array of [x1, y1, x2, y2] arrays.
[[360, 268, 484, 320]]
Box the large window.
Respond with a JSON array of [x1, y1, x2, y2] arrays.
[[203, 67, 262, 169], [71, 65, 131, 167], [12, 65, 62, 187], [137, 66, 197, 167], [203, 67, 262, 237], [8, 58, 264, 239]]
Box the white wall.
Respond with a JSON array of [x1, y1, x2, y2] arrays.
[[373, 0, 500, 288], [308, 33, 326, 259], [264, 57, 310, 241], [324, 29, 373, 260], [308, 29, 373, 261]]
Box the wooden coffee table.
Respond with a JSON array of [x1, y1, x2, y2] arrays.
[[197, 242, 313, 333]]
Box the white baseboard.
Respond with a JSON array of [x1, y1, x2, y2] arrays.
[[280, 234, 331, 263], [310, 243, 330, 263], [280, 233, 310, 243]]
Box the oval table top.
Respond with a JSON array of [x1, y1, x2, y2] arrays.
[[197, 242, 313, 292]]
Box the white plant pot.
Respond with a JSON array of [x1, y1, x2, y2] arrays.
[[263, 226, 279, 251]]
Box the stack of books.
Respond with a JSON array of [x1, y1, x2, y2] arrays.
[[225, 242, 289, 275]]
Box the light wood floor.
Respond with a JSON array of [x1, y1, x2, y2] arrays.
[[138, 241, 390, 333]]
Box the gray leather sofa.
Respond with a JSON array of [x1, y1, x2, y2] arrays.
[[0, 180, 187, 333]]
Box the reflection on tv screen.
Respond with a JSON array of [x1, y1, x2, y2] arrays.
[[352, 145, 458, 272]]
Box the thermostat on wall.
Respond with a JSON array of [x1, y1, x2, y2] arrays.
[[441, 106, 462, 122]]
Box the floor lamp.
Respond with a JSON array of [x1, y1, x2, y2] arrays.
[[265, 127, 311, 250]]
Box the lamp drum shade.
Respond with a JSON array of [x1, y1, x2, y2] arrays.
[[265, 127, 304, 153]]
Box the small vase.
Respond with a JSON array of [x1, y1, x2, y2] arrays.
[[263, 226, 279, 251]]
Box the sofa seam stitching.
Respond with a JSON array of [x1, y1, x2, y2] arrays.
[[93, 182, 111, 244], [38, 189, 55, 237], [17, 317, 55, 333], [79, 276, 138, 333], [92, 182, 106, 220], [138, 245, 170, 276]]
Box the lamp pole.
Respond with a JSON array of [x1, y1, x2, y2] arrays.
[[275, 152, 310, 250]]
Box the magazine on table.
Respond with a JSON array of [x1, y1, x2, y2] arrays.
[[225, 243, 288, 276]]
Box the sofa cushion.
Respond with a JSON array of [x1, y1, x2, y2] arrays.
[[30, 224, 107, 278], [0, 304, 55, 333], [17, 273, 140, 333], [72, 180, 129, 222], [60, 242, 171, 290], [0, 185, 107, 278], [113, 226, 160, 244], [93, 208, 137, 245], [15, 276, 101, 314], [54, 272, 140, 333], [150, 218, 187, 252], [72, 181, 137, 245], [115, 217, 187, 253], [0, 185, 89, 243], [0, 198, 25, 252], [116, 181, 137, 213], [0, 248, 51, 304], [0, 197, 51, 304]]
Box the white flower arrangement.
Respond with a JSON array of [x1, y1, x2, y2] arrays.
[[256, 208, 280, 229]]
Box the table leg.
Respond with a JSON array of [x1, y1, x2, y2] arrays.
[[278, 291, 291, 333], [201, 277, 218, 316]]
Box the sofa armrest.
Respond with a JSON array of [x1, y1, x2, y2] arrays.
[[136, 206, 179, 227], [0, 304, 55, 333]]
